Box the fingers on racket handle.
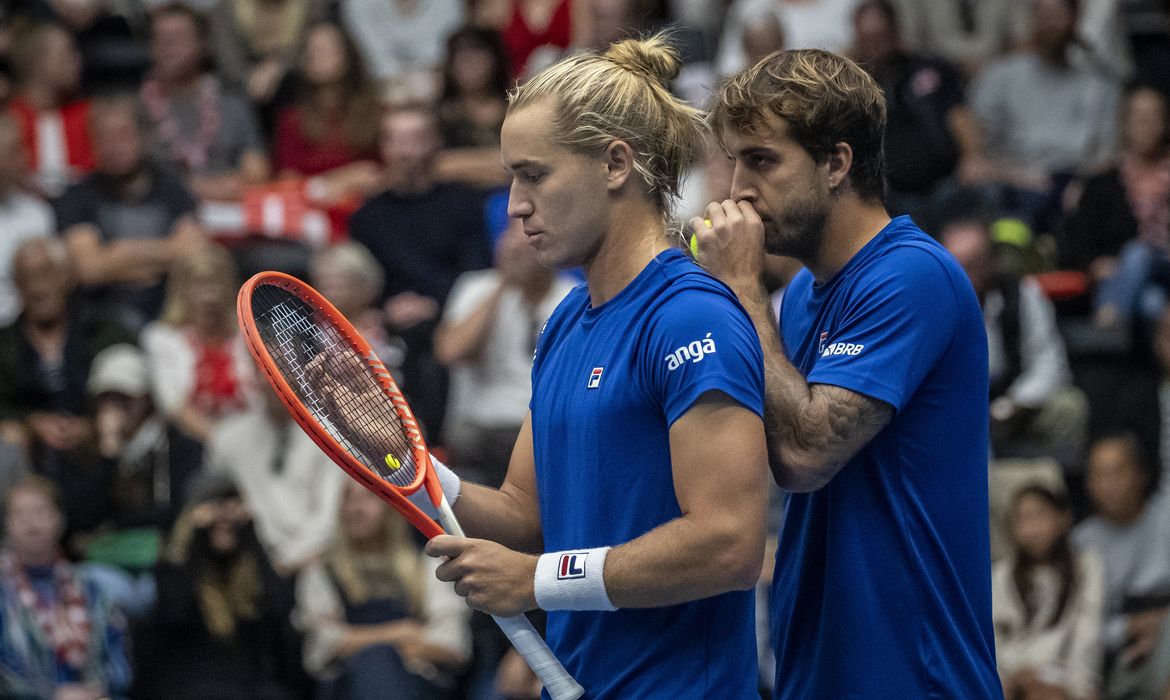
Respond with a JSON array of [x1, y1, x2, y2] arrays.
[[493, 613, 584, 700]]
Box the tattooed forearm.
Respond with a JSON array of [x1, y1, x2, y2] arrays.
[[731, 281, 894, 492]]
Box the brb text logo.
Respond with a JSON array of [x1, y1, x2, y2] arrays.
[[822, 342, 864, 357], [665, 333, 716, 371]]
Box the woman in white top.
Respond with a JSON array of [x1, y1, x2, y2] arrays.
[[294, 481, 470, 698], [994, 483, 1104, 700], [141, 244, 256, 443]]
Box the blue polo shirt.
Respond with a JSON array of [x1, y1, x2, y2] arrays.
[[530, 248, 764, 699], [771, 216, 1001, 698]]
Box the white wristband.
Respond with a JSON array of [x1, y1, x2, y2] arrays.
[[408, 453, 461, 519], [534, 547, 616, 611]]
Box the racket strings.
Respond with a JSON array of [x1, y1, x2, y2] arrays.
[[251, 285, 419, 489]]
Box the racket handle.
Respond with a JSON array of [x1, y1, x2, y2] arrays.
[[494, 613, 584, 700], [436, 497, 584, 699]]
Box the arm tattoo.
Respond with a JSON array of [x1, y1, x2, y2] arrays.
[[803, 385, 894, 469], [819, 386, 893, 453], [728, 281, 894, 488]]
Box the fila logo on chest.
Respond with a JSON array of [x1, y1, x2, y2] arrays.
[[587, 367, 603, 389]]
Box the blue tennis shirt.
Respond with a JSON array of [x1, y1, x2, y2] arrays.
[[530, 248, 764, 699], [772, 216, 1001, 698]]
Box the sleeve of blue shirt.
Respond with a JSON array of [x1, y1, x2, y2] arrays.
[[645, 286, 765, 426], [807, 248, 962, 412]]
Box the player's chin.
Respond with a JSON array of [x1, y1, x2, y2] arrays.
[[762, 224, 790, 256], [534, 248, 565, 270]]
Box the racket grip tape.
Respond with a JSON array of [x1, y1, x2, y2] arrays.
[[435, 498, 584, 698], [493, 614, 584, 700]]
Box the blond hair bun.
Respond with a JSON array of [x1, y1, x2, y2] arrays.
[[603, 35, 681, 86]]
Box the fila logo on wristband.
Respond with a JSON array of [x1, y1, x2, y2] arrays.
[[557, 552, 588, 580]]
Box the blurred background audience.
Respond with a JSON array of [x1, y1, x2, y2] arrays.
[[141, 244, 253, 444], [0, 476, 131, 700], [138, 473, 304, 699], [0, 0, 1165, 696], [294, 481, 470, 700], [993, 484, 1102, 700]]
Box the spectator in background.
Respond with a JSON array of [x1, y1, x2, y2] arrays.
[[309, 242, 405, 379], [0, 112, 54, 327], [84, 343, 203, 620], [6, 0, 149, 93], [971, 0, 1121, 234], [1073, 0, 1132, 82], [716, 0, 857, 75], [348, 104, 492, 441], [273, 22, 381, 203], [6, 22, 95, 197], [294, 481, 470, 699], [436, 220, 574, 488], [0, 440, 30, 532], [208, 0, 328, 108], [89, 343, 203, 536], [475, 0, 590, 79], [0, 239, 133, 538], [892, 0, 1029, 76], [0, 476, 132, 700], [941, 216, 1087, 468], [341, 0, 463, 102], [1074, 434, 1170, 699], [1107, 306, 1170, 485], [142, 473, 303, 699], [993, 484, 1103, 700], [141, 244, 253, 444], [1126, 0, 1170, 95], [582, 0, 642, 50], [140, 3, 271, 202], [1061, 85, 1170, 329], [206, 385, 344, 575], [57, 95, 206, 330], [851, 0, 993, 221], [740, 11, 787, 67], [434, 26, 511, 188], [900, 0, 1129, 82]]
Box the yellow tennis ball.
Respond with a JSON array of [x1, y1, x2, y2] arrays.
[[689, 219, 711, 257]]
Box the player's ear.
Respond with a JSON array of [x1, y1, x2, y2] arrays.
[[603, 139, 635, 192], [825, 141, 853, 192]]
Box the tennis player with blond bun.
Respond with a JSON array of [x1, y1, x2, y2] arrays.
[[693, 49, 1002, 698], [407, 35, 771, 699]]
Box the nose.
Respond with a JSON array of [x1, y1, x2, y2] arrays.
[[729, 162, 759, 204], [507, 181, 533, 219]]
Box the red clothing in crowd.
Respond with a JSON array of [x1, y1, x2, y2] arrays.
[[7, 97, 96, 187], [273, 106, 378, 177], [502, 0, 572, 79]]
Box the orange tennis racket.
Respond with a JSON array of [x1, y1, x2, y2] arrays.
[[237, 271, 584, 700]]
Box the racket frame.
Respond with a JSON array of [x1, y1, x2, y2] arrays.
[[237, 272, 584, 700], [237, 271, 444, 539]]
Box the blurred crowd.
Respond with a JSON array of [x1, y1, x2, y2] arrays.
[[0, 0, 1168, 698]]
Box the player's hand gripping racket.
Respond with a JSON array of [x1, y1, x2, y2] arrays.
[[237, 272, 584, 700]]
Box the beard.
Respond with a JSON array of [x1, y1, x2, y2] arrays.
[[763, 189, 829, 262]]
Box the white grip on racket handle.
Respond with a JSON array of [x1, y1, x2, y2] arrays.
[[494, 613, 584, 700], [436, 497, 584, 700]]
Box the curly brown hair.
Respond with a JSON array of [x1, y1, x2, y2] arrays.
[[709, 49, 888, 202]]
